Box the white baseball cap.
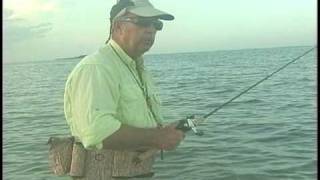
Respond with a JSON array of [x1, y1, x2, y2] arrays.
[[111, 0, 174, 21]]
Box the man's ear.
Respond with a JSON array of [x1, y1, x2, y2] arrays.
[[113, 21, 125, 35]]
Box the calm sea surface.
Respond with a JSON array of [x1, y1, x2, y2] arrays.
[[3, 46, 317, 180]]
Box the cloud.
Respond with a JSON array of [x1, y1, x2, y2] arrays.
[[3, 0, 60, 63], [3, 0, 60, 43], [4, 0, 59, 19], [3, 8, 14, 19], [3, 8, 25, 23], [3, 8, 53, 43]]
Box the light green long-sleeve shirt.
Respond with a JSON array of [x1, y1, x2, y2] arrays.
[[64, 39, 163, 149]]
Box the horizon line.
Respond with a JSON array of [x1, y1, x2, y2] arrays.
[[4, 44, 315, 64]]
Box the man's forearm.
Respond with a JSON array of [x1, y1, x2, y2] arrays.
[[102, 124, 160, 151]]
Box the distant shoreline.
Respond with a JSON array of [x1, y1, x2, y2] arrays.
[[55, 55, 86, 60], [4, 45, 313, 65], [55, 45, 313, 61]]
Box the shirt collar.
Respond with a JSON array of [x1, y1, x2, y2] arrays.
[[108, 39, 144, 70]]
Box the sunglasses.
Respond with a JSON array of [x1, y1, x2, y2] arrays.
[[118, 17, 163, 31]]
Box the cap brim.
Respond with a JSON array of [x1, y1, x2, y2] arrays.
[[128, 7, 174, 20]]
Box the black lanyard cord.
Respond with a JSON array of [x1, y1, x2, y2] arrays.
[[109, 44, 159, 123], [110, 44, 147, 96]]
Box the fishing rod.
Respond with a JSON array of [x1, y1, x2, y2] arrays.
[[175, 46, 316, 135], [139, 46, 315, 162]]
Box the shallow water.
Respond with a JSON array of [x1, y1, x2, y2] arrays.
[[3, 46, 317, 180]]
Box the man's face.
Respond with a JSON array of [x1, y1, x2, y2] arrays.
[[118, 13, 160, 56]]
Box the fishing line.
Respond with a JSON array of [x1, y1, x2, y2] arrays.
[[203, 46, 316, 119], [175, 46, 316, 135]]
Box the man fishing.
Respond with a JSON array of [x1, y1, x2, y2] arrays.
[[63, 0, 184, 179]]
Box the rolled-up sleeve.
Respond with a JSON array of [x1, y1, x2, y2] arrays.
[[66, 64, 122, 149]]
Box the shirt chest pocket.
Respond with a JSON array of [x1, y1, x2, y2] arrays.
[[120, 84, 145, 103]]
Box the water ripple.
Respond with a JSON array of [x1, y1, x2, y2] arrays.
[[4, 47, 317, 180]]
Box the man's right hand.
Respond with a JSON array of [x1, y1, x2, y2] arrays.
[[154, 123, 185, 151], [103, 123, 185, 151]]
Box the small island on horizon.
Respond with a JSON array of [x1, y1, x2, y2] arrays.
[[55, 55, 87, 61], [52, 45, 313, 62]]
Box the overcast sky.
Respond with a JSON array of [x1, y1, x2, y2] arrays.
[[3, 0, 317, 63]]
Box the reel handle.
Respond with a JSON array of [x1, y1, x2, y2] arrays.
[[175, 115, 204, 136], [175, 119, 192, 132]]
